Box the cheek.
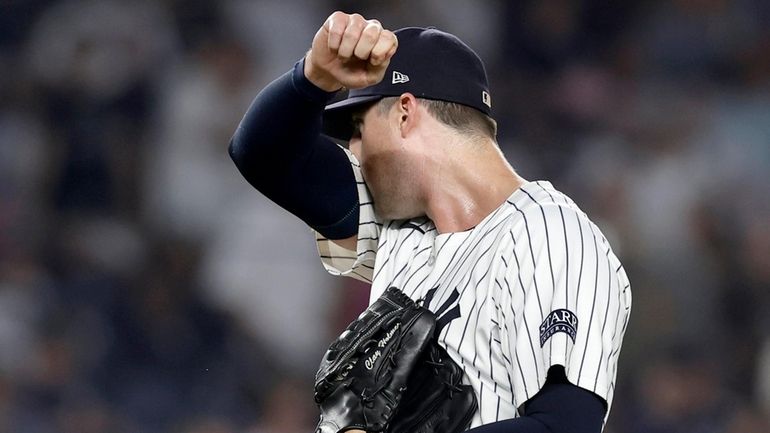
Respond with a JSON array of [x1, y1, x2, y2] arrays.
[[348, 141, 362, 162], [359, 128, 403, 184], [361, 151, 405, 198], [359, 157, 378, 186], [357, 135, 378, 171], [359, 152, 388, 196]]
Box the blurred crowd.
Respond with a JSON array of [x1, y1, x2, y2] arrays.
[[0, 0, 768, 432]]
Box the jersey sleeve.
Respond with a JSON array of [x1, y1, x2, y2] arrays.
[[494, 203, 631, 415], [314, 146, 380, 283]]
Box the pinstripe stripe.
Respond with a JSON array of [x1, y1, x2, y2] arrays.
[[577, 221, 601, 386], [507, 200, 545, 321], [507, 252, 542, 388], [594, 249, 613, 390]]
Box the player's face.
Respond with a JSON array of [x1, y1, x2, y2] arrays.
[[348, 102, 423, 220]]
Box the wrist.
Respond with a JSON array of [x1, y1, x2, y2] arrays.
[[292, 59, 338, 105], [304, 50, 343, 92]]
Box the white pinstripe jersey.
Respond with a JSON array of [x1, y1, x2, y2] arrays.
[[315, 149, 632, 430]]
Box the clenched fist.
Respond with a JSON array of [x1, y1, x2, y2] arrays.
[[305, 12, 398, 92]]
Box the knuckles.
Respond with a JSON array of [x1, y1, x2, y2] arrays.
[[326, 11, 349, 37], [370, 52, 383, 63], [347, 19, 367, 34], [329, 10, 348, 22], [316, 11, 394, 87], [328, 27, 345, 38], [364, 20, 382, 34], [386, 31, 398, 47], [360, 26, 380, 43], [325, 12, 392, 46]]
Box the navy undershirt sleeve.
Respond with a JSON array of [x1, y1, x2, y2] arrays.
[[466, 367, 607, 433], [228, 59, 360, 239]]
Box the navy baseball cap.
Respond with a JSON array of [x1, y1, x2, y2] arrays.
[[322, 27, 492, 140]]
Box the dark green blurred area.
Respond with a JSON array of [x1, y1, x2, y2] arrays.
[[1, 1, 769, 432]]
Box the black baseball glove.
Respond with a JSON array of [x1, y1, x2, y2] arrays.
[[314, 287, 436, 433], [387, 342, 478, 433]]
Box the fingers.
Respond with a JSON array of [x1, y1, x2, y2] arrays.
[[326, 11, 349, 52], [370, 30, 397, 66], [314, 12, 397, 89], [353, 20, 382, 61], [325, 13, 394, 64], [336, 14, 367, 59]]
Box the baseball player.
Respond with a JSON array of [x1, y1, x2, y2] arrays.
[[229, 11, 631, 433]]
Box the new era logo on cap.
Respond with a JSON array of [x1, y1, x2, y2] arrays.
[[482, 91, 491, 108], [392, 71, 410, 84]]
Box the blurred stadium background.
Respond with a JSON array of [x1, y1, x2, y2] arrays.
[[1, 0, 769, 432]]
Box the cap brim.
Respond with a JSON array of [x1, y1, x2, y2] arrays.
[[322, 94, 384, 141]]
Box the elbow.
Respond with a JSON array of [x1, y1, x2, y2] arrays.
[[228, 127, 249, 170], [227, 135, 240, 165], [228, 127, 276, 190]]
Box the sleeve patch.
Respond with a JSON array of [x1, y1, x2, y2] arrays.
[[539, 309, 578, 347]]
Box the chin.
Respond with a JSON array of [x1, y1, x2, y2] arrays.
[[372, 201, 397, 221], [372, 204, 396, 221], [368, 176, 421, 221]]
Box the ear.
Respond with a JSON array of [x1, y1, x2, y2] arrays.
[[395, 93, 419, 138]]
